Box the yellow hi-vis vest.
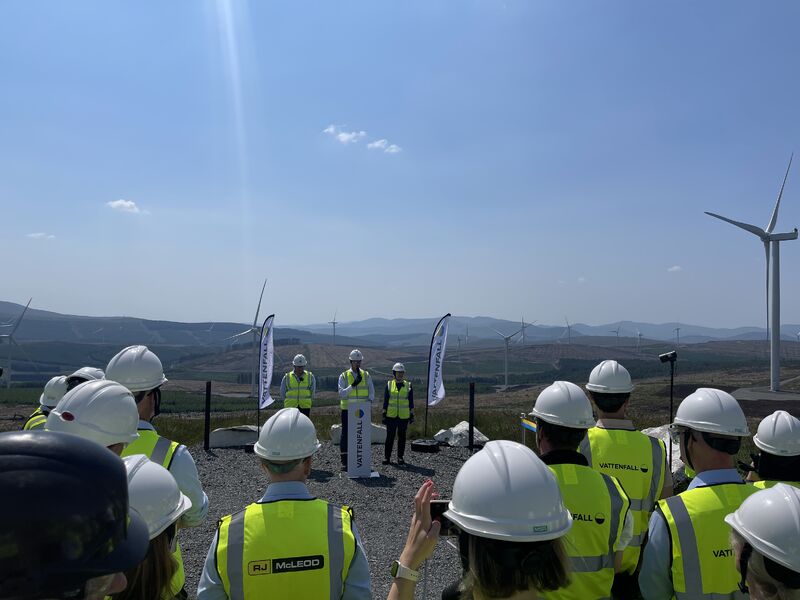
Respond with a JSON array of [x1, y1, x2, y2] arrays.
[[340, 370, 370, 410], [216, 499, 356, 600], [580, 427, 666, 573], [542, 464, 630, 600], [23, 407, 47, 430], [285, 371, 314, 409], [753, 479, 800, 490], [658, 483, 757, 599], [121, 429, 185, 596], [386, 380, 411, 419]]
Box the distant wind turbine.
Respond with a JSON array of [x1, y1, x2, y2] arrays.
[[610, 326, 620, 346], [637, 331, 643, 353], [493, 327, 522, 388], [329, 310, 339, 347], [224, 278, 267, 398], [705, 154, 798, 391], [0, 298, 33, 389], [564, 317, 572, 345], [674, 327, 681, 347], [796, 331, 800, 343], [518, 317, 536, 345]]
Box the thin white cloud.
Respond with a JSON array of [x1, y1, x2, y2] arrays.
[[107, 199, 141, 214], [667, 265, 683, 273], [323, 124, 366, 145], [367, 139, 388, 150], [26, 232, 54, 240], [577, 277, 587, 284], [385, 144, 402, 154]]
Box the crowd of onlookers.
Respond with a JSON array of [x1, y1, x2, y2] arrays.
[[2, 348, 799, 600]]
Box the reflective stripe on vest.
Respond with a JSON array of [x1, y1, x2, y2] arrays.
[[216, 499, 356, 600], [542, 464, 629, 600], [122, 429, 179, 468], [340, 370, 369, 409], [23, 408, 47, 431], [752, 479, 800, 490], [386, 380, 410, 419], [580, 427, 665, 573], [285, 371, 313, 409], [659, 483, 757, 598]]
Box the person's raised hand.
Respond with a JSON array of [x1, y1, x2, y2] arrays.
[[399, 480, 441, 570]]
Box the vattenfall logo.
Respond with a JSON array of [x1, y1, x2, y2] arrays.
[[598, 461, 648, 473], [572, 512, 607, 525], [248, 555, 325, 576], [356, 408, 365, 418]]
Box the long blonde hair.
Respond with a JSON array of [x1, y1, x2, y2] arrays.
[[731, 530, 800, 600], [112, 525, 178, 600]]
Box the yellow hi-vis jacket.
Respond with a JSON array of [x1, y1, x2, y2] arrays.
[[386, 380, 411, 419], [122, 429, 185, 597], [215, 499, 356, 600], [542, 463, 630, 600], [340, 370, 370, 410], [657, 483, 757, 599], [752, 479, 800, 490], [580, 427, 666, 573], [285, 370, 314, 409], [22, 406, 47, 430]]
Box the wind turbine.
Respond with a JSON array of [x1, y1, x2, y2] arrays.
[[674, 327, 681, 347], [705, 155, 798, 391], [518, 317, 535, 345], [796, 331, 800, 343], [564, 317, 572, 345], [224, 279, 267, 398], [465, 324, 469, 346], [0, 299, 32, 389], [493, 327, 522, 388], [329, 310, 338, 347], [637, 331, 643, 353], [610, 326, 621, 346]]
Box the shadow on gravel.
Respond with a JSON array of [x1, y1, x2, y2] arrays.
[[352, 474, 397, 488], [309, 469, 335, 483], [393, 464, 435, 476]]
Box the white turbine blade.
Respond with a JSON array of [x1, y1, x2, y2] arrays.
[[10, 298, 32, 337], [491, 328, 506, 338], [705, 212, 767, 239], [252, 279, 267, 328], [223, 329, 253, 341], [767, 153, 793, 233], [764, 240, 770, 335]]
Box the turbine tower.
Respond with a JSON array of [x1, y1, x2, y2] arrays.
[[493, 327, 522, 388], [329, 310, 338, 347], [0, 298, 32, 389], [564, 317, 572, 345], [519, 317, 535, 345], [225, 279, 267, 398], [705, 155, 798, 392], [637, 331, 643, 353], [674, 327, 681, 347]]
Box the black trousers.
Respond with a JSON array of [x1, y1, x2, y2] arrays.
[[340, 409, 348, 466], [385, 417, 409, 460], [299, 407, 310, 418]]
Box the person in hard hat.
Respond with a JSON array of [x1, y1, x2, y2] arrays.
[[197, 408, 372, 599], [337, 349, 374, 470], [531, 381, 633, 599], [639, 388, 757, 599], [22, 374, 68, 430], [280, 354, 316, 417], [387, 440, 572, 600], [114, 455, 193, 600], [725, 484, 800, 599], [45, 380, 140, 455], [579, 359, 673, 583], [0, 430, 149, 600], [382, 362, 414, 466], [106, 345, 209, 529], [746, 410, 800, 491], [66, 365, 105, 391]]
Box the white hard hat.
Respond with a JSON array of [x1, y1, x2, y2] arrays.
[[39, 376, 68, 409], [106, 345, 168, 393], [725, 484, 800, 575], [254, 408, 322, 462], [45, 380, 140, 448], [673, 388, 750, 437], [531, 381, 595, 429], [585, 360, 634, 394], [754, 410, 800, 457], [123, 455, 192, 539], [67, 366, 105, 383], [292, 354, 308, 367], [392, 363, 405, 372], [444, 440, 572, 542], [349, 349, 363, 361]]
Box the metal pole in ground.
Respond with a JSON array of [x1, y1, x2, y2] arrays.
[[668, 359, 675, 468], [204, 380, 211, 451], [468, 382, 475, 452], [424, 383, 429, 438]]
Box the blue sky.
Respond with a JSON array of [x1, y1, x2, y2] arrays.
[[2, 1, 800, 328]]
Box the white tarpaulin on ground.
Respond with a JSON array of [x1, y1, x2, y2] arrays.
[[209, 425, 259, 448], [434, 421, 489, 447], [642, 424, 691, 486]]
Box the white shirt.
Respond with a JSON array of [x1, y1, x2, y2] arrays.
[[139, 420, 209, 527]]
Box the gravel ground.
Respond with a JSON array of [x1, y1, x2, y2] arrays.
[[181, 441, 471, 599]]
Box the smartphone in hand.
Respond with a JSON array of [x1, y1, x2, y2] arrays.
[[429, 500, 458, 536]]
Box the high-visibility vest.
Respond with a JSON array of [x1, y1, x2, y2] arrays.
[[122, 429, 184, 595], [386, 380, 411, 419], [542, 464, 629, 600], [216, 499, 357, 600], [752, 479, 800, 490], [285, 371, 314, 409], [340, 370, 370, 410], [22, 407, 47, 431], [580, 427, 666, 573], [658, 483, 757, 599]]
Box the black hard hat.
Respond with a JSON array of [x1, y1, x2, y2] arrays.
[[0, 431, 149, 599]]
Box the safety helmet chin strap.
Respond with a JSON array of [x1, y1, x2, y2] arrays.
[[683, 429, 741, 470], [134, 388, 162, 419]]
